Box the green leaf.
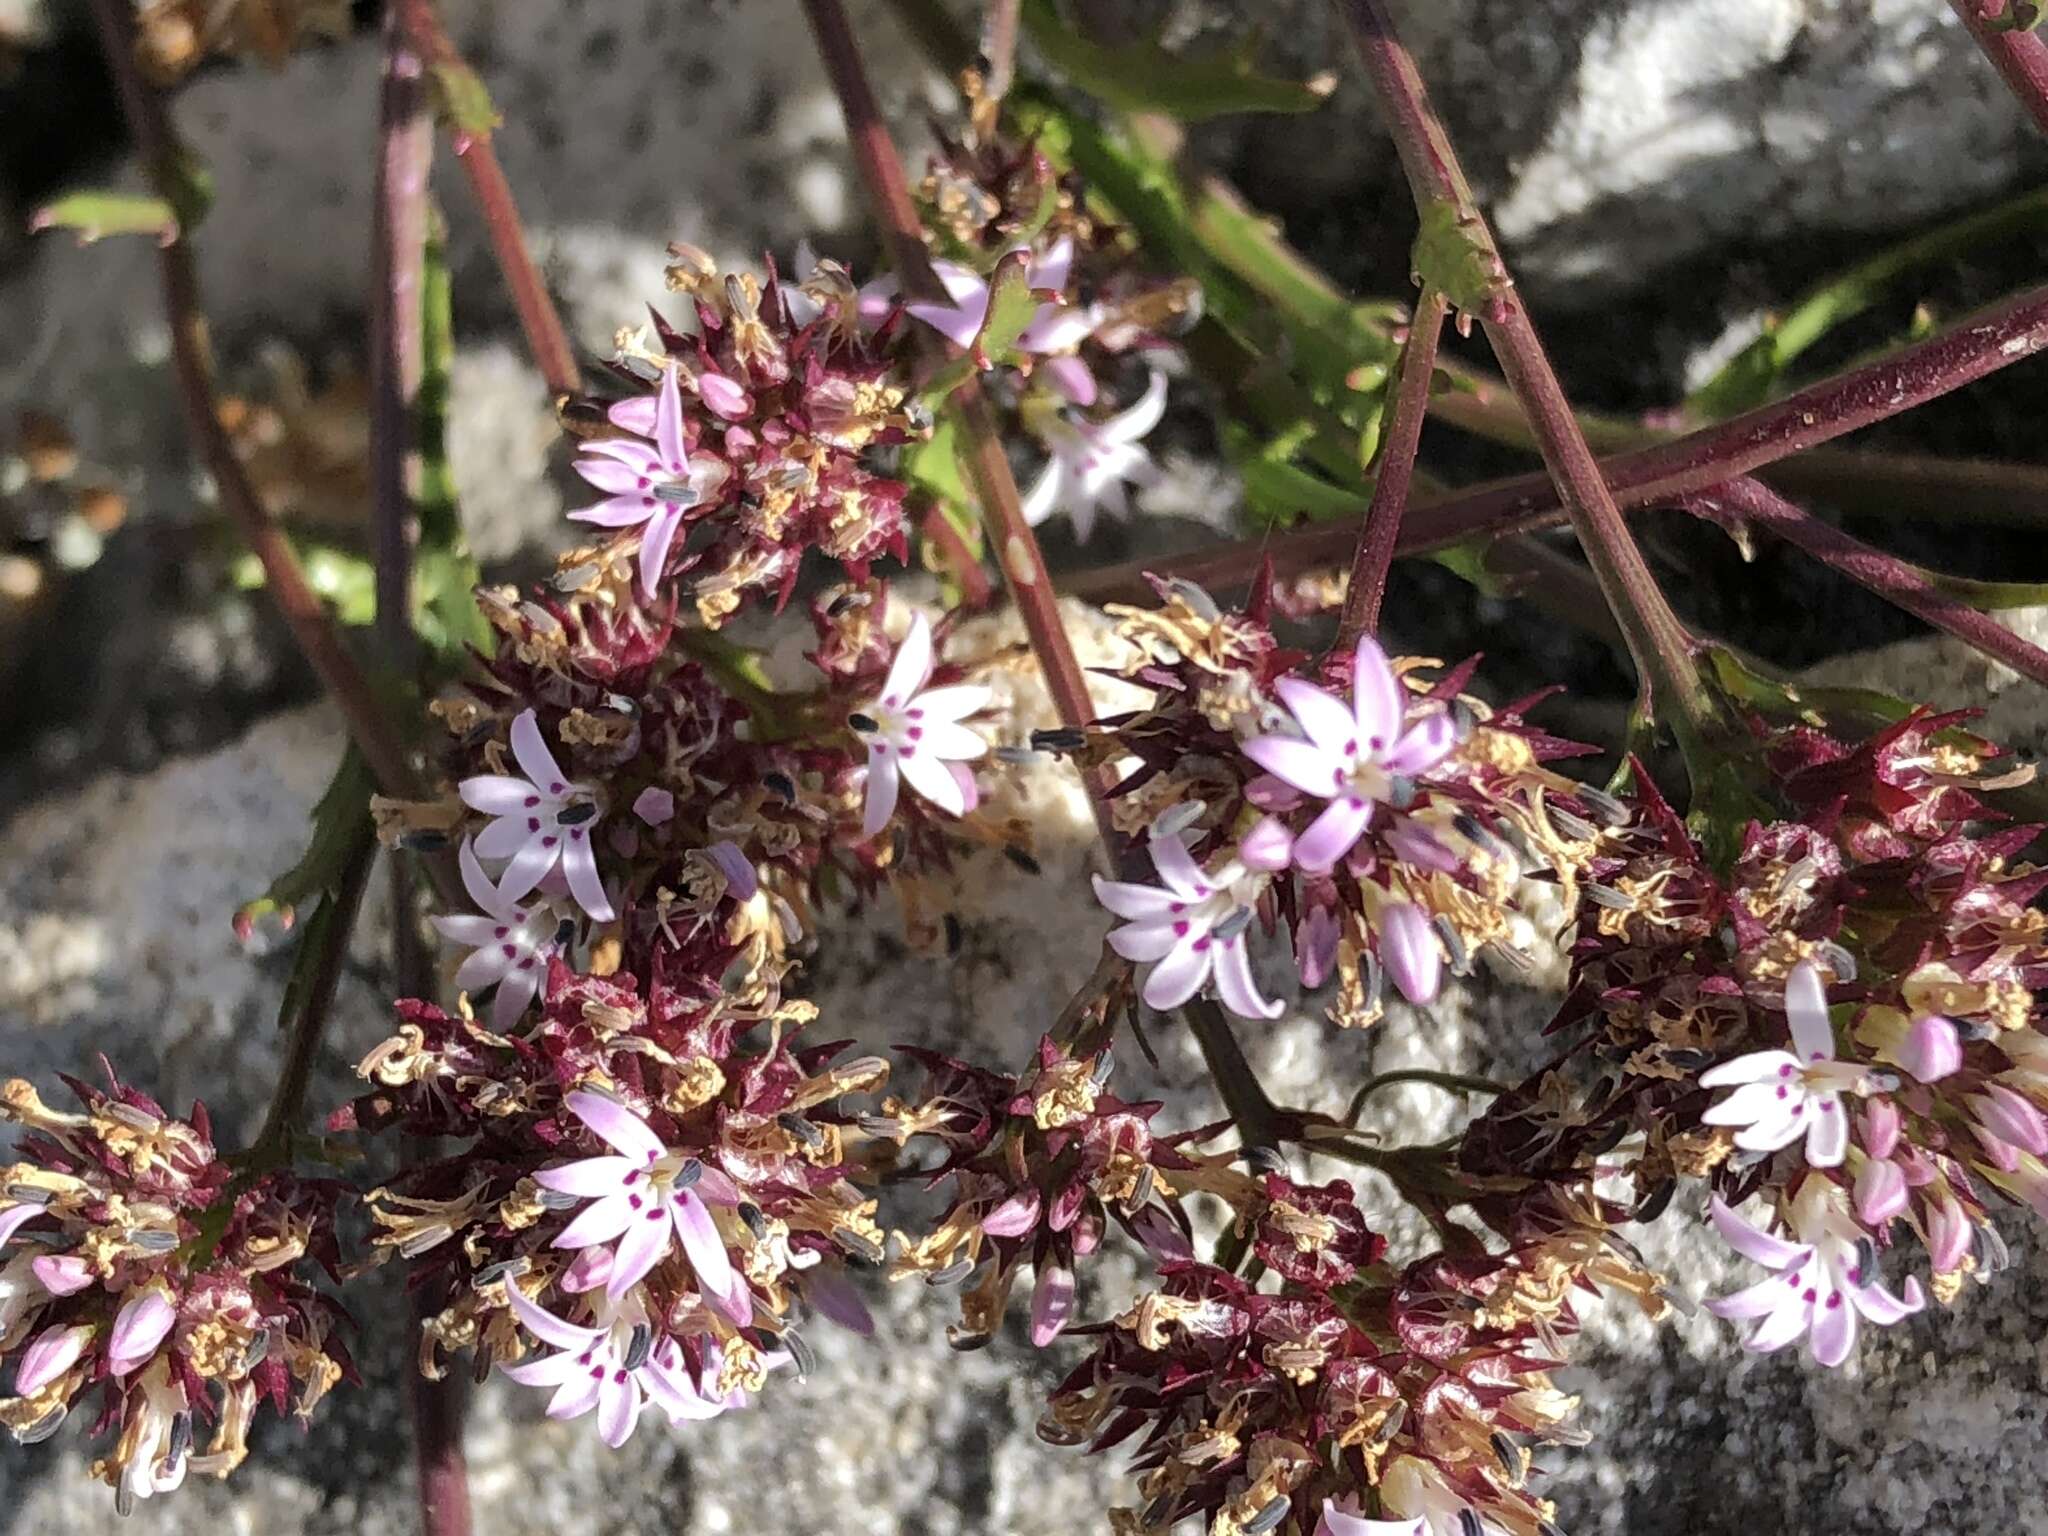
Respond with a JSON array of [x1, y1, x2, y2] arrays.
[[1411, 198, 1503, 315], [1020, 0, 1334, 121], [414, 207, 490, 665], [29, 190, 179, 245], [1987, 0, 2044, 30], [971, 248, 1041, 367], [1224, 423, 1374, 526], [1688, 184, 2048, 419], [235, 747, 375, 937], [428, 62, 501, 138]]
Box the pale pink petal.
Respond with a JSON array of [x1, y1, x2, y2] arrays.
[[1028, 235, 1075, 294], [1091, 877, 1182, 921], [637, 504, 685, 597], [1699, 1050, 1802, 1089], [607, 1204, 675, 1300], [1275, 676, 1363, 762], [473, 815, 532, 862], [1243, 735, 1345, 799], [1862, 1097, 1902, 1159], [608, 394, 659, 436], [672, 1191, 736, 1303], [1784, 963, 1835, 1063], [1702, 1081, 1800, 1127], [1107, 921, 1181, 964], [906, 295, 987, 349], [507, 1284, 604, 1352], [569, 495, 662, 529], [561, 1246, 613, 1294], [801, 1266, 876, 1337], [1029, 1262, 1074, 1346], [655, 364, 688, 469], [503, 1350, 582, 1387], [1706, 1275, 1796, 1321], [575, 456, 661, 496], [1897, 1014, 1962, 1083], [0, 1205, 43, 1247], [1809, 1292, 1857, 1366], [579, 436, 665, 471], [1973, 1084, 2048, 1155], [1732, 1110, 1806, 1154], [910, 684, 991, 724], [565, 1091, 665, 1162], [633, 787, 675, 826], [697, 370, 752, 422], [15, 1323, 92, 1395], [882, 614, 934, 705], [510, 710, 571, 797], [1384, 712, 1458, 775], [1804, 1100, 1850, 1167], [533, 1156, 638, 1198], [453, 944, 517, 995], [983, 1189, 1042, 1238], [546, 1370, 604, 1420], [1349, 635, 1406, 751], [498, 833, 559, 905], [30, 1256, 93, 1296], [460, 774, 542, 816], [1102, 369, 1168, 444], [1317, 1497, 1425, 1536], [641, 1349, 724, 1422], [1293, 796, 1375, 872], [898, 745, 969, 817], [1141, 937, 1211, 1012], [561, 830, 614, 923], [1708, 1196, 1807, 1268], [1238, 815, 1295, 872], [553, 1192, 637, 1251], [1850, 1274, 1924, 1326], [1296, 904, 1340, 990], [1744, 1297, 1813, 1354], [861, 754, 901, 839], [1041, 354, 1097, 406], [1213, 936, 1282, 1021], [1015, 301, 1098, 353], [106, 1290, 177, 1376], [490, 964, 544, 1032], [1378, 901, 1441, 1005], [1019, 460, 1062, 526], [1146, 835, 1212, 900]]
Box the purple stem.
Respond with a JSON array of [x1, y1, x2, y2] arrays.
[[1949, 0, 2048, 135]]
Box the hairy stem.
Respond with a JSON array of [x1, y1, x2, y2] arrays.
[[1949, 0, 2048, 136], [1335, 286, 1446, 650], [86, 0, 421, 802], [392, 0, 580, 398], [1683, 480, 2048, 689], [1337, 0, 1723, 761]]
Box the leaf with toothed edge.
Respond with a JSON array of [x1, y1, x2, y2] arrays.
[[970, 248, 1040, 369], [1411, 198, 1505, 317], [428, 61, 501, 138], [234, 747, 375, 942]]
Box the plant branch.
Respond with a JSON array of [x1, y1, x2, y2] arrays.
[[1683, 479, 2048, 689], [86, 0, 422, 803], [1335, 285, 1446, 650], [392, 0, 579, 398], [1335, 0, 1725, 762], [1063, 279, 2048, 601], [1949, 0, 2048, 136], [409, 1271, 474, 1536]]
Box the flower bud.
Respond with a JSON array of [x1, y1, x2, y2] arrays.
[[1897, 1014, 1962, 1084], [1379, 902, 1443, 1006]]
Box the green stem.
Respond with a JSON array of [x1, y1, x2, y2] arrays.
[[1340, 1067, 1508, 1124]]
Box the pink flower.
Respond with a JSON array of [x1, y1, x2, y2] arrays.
[[1895, 1013, 1962, 1083], [1964, 1082, 2048, 1170], [1242, 635, 1459, 872], [1029, 1262, 1075, 1346], [1092, 833, 1281, 1021], [538, 1092, 747, 1319], [502, 1286, 728, 1447], [573, 364, 732, 595], [14, 1321, 93, 1395], [1018, 371, 1167, 543], [430, 839, 560, 1031], [1700, 963, 1864, 1168], [852, 614, 990, 838], [1316, 1496, 1423, 1536], [1320, 1458, 1505, 1536], [458, 709, 614, 921], [1705, 1184, 1924, 1367]]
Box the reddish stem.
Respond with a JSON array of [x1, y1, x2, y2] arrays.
[[1949, 0, 2048, 135], [919, 501, 995, 607], [1683, 479, 2048, 689], [393, 0, 580, 399], [85, 0, 421, 802], [1335, 0, 1723, 753], [1335, 286, 1446, 650], [1064, 279, 2048, 598], [407, 1272, 475, 1536]]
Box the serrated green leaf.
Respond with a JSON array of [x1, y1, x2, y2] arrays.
[[235, 747, 375, 935], [415, 208, 490, 665], [429, 62, 501, 138], [30, 190, 179, 245], [1020, 0, 1333, 120]]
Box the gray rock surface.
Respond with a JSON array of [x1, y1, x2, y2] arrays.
[[5, 603, 2048, 1533]]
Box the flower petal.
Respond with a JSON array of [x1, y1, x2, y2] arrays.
[[883, 614, 934, 707], [1213, 936, 1283, 1021], [898, 744, 969, 817], [1378, 902, 1442, 1006], [1702, 1080, 1799, 1127], [1784, 962, 1834, 1063], [909, 684, 991, 724], [1850, 1274, 1924, 1326], [503, 1349, 582, 1387], [1107, 920, 1182, 964], [861, 755, 901, 840], [1804, 1099, 1850, 1168], [638, 504, 685, 598], [1809, 1292, 1857, 1366], [1243, 735, 1345, 800], [1384, 712, 1458, 776], [1020, 459, 1062, 526], [1293, 796, 1375, 873], [533, 1156, 639, 1199], [1141, 938, 1211, 1012], [15, 1323, 93, 1395], [459, 774, 542, 816], [1146, 835, 1212, 900], [0, 1204, 43, 1248], [672, 1191, 736, 1304], [655, 363, 688, 471], [1029, 1262, 1074, 1346], [553, 1191, 637, 1250], [1091, 877, 1182, 921], [107, 1290, 177, 1375], [510, 710, 571, 798], [561, 829, 615, 923], [565, 1091, 666, 1162], [1350, 636, 1406, 751], [507, 1284, 604, 1351], [1699, 1050, 1801, 1089], [1275, 676, 1363, 762], [1708, 1195, 1807, 1268], [608, 1203, 676, 1300], [598, 1368, 642, 1447]]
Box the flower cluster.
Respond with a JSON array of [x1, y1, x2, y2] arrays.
[[1077, 584, 1605, 1024], [0, 1071, 350, 1511], [569, 248, 925, 622], [341, 963, 886, 1444], [1041, 1182, 1661, 1536], [1460, 708, 2048, 1365]]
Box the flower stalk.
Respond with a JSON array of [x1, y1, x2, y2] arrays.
[[85, 0, 422, 803], [1949, 0, 2048, 136], [1334, 285, 1446, 650]]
